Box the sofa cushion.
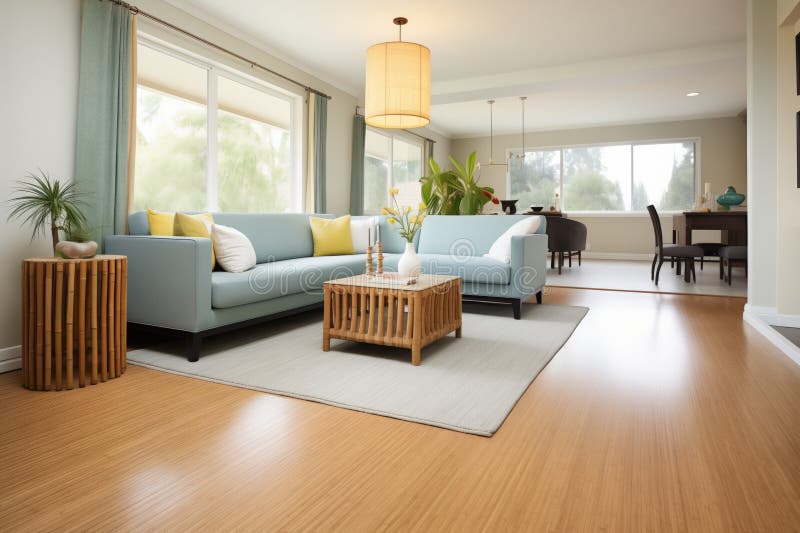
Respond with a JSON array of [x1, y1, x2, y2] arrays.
[[418, 215, 546, 255], [309, 215, 355, 256], [211, 255, 365, 308], [419, 254, 511, 285]]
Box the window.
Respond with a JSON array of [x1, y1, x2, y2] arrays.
[[509, 140, 697, 212], [134, 39, 301, 213], [363, 128, 423, 212]]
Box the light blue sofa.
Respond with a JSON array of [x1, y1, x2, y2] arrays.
[[105, 212, 547, 361]]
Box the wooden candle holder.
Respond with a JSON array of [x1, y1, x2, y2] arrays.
[[366, 246, 374, 276], [376, 242, 384, 275]]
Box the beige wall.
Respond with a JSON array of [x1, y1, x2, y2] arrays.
[[450, 117, 747, 254], [775, 15, 800, 315], [0, 0, 81, 356]]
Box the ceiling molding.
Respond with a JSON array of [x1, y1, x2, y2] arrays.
[[448, 112, 744, 140], [431, 41, 746, 105]]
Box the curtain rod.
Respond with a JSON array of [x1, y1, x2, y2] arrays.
[[108, 0, 332, 100], [355, 106, 436, 143]]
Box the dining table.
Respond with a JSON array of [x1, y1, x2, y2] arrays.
[[672, 210, 747, 246]]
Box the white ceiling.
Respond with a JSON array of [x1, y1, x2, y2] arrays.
[[165, 0, 747, 138]]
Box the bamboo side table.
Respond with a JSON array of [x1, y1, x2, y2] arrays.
[[21, 255, 127, 391]]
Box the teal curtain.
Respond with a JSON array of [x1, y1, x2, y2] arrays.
[[349, 114, 366, 215], [74, 0, 134, 246], [312, 94, 327, 213]]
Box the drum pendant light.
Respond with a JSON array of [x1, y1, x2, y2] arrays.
[[365, 17, 430, 129]]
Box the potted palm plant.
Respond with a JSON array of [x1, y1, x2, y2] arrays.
[[7, 170, 95, 257], [420, 151, 499, 215]]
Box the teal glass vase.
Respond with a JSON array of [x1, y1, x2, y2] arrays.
[[716, 186, 745, 211]]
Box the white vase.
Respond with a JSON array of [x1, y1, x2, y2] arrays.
[[397, 242, 422, 278]]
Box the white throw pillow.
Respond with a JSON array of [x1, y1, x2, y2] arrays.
[[484, 217, 543, 263], [350, 217, 376, 253], [210, 224, 257, 273]]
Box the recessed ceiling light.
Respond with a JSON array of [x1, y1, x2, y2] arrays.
[[686, 92, 701, 97]]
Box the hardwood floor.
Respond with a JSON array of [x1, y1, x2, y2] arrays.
[[1, 287, 799, 532]]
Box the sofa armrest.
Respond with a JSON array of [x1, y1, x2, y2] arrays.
[[509, 234, 547, 296], [104, 235, 212, 332]]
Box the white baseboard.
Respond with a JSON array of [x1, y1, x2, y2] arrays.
[[743, 305, 800, 366], [743, 304, 800, 328], [0, 345, 21, 373], [581, 252, 652, 261]]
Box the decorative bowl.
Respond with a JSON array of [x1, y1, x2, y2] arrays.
[[716, 186, 745, 211], [529, 205, 544, 212], [500, 199, 518, 214]]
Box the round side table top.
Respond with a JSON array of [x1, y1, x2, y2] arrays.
[[24, 255, 127, 263]]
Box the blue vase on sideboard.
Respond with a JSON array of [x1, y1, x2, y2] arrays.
[[716, 186, 745, 211]]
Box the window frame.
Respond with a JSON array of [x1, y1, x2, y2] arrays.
[[505, 137, 701, 217], [136, 33, 305, 213], [363, 126, 425, 214]]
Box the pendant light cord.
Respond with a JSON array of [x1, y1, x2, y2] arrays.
[[488, 100, 495, 164], [520, 96, 527, 158]]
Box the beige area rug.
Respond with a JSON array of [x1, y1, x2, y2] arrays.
[[127, 303, 587, 436]]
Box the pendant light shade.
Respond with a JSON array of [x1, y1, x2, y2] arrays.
[[365, 18, 430, 129]]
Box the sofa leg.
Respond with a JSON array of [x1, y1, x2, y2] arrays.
[[186, 333, 202, 362], [512, 299, 522, 320], [535, 291, 542, 304]]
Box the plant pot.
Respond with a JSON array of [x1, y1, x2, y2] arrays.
[[55, 240, 98, 259], [397, 242, 422, 278], [500, 199, 518, 214]]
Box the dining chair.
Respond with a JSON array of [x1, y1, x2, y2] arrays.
[[647, 205, 704, 285], [719, 245, 747, 285], [547, 217, 587, 274]]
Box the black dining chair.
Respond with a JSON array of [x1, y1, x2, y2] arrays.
[[647, 205, 704, 284], [719, 245, 747, 285], [547, 217, 587, 274]]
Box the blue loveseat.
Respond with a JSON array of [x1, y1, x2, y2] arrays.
[[105, 212, 547, 361]]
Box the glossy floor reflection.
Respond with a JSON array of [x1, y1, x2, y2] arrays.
[[0, 288, 798, 531]]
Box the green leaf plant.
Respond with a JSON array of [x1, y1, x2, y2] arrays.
[[420, 151, 498, 215], [7, 170, 89, 255]]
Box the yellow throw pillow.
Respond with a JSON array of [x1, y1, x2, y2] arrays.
[[174, 212, 216, 269], [309, 215, 355, 257], [146, 208, 175, 236]]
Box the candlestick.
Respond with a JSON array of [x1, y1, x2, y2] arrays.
[[376, 241, 383, 275], [366, 245, 374, 276]]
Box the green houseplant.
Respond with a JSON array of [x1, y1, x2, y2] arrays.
[[7, 171, 90, 255], [420, 151, 498, 215]]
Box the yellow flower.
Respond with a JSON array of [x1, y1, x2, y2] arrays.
[[405, 206, 412, 213], [388, 218, 396, 225], [381, 208, 389, 215], [419, 201, 426, 211], [409, 216, 418, 224], [389, 188, 400, 196]]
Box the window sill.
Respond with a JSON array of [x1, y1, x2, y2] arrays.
[[566, 211, 685, 218]]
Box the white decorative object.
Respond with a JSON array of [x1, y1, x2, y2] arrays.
[[350, 218, 373, 253], [398, 242, 422, 278], [210, 224, 256, 273], [55, 240, 98, 259], [484, 217, 542, 263]]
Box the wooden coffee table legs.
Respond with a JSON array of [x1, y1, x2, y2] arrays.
[[322, 285, 331, 352]]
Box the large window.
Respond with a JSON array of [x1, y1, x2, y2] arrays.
[[364, 128, 423, 212], [134, 39, 301, 213], [509, 140, 697, 212]]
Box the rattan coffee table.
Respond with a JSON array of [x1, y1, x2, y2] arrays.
[[322, 274, 462, 365]]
